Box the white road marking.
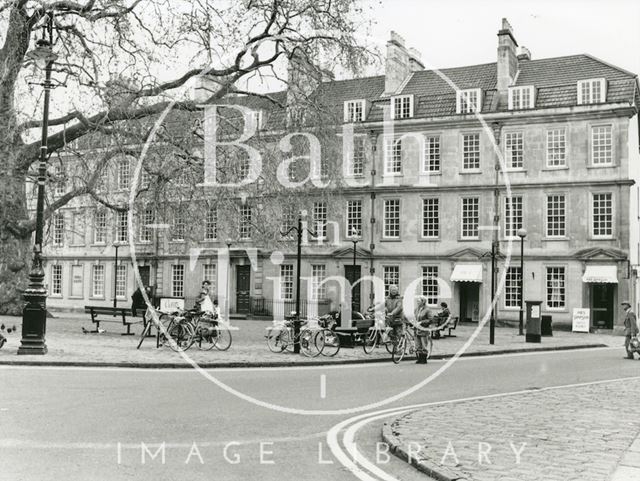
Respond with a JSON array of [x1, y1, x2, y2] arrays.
[[320, 374, 327, 399], [327, 375, 640, 481]]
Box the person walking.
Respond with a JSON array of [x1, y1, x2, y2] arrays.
[[413, 296, 434, 364], [622, 301, 639, 359]]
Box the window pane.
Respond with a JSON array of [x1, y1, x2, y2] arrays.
[[383, 266, 400, 296], [592, 125, 612, 165], [171, 265, 184, 298], [422, 198, 439, 238], [504, 196, 523, 238], [346, 200, 362, 237], [546, 195, 566, 237], [505, 266, 522, 308], [547, 129, 566, 167], [462, 133, 480, 170], [546, 267, 566, 309], [424, 135, 440, 172], [421, 266, 439, 305], [505, 132, 523, 169], [383, 199, 400, 238], [461, 197, 479, 238], [280, 264, 294, 300], [592, 193, 613, 237]]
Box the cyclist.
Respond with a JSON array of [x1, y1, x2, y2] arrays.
[[412, 296, 434, 364], [368, 284, 404, 342]]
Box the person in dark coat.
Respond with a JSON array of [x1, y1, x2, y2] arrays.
[[622, 301, 639, 359], [131, 286, 151, 317]]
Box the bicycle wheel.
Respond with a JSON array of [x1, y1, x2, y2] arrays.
[[363, 328, 379, 354], [385, 329, 396, 354], [392, 335, 407, 364], [194, 324, 217, 351], [299, 328, 322, 357], [167, 322, 194, 352], [214, 326, 232, 351], [267, 328, 289, 352], [318, 329, 340, 357]]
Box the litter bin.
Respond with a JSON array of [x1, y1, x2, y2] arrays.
[[541, 315, 553, 336], [525, 300, 543, 343]]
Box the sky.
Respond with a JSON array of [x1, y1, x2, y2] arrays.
[[360, 0, 640, 77]]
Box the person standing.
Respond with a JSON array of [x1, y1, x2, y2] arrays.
[[413, 296, 434, 364], [622, 301, 638, 359]]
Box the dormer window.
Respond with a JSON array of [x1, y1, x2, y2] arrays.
[[391, 95, 413, 119], [508, 86, 535, 110], [456, 89, 482, 114], [344, 99, 365, 122], [577, 78, 606, 105]]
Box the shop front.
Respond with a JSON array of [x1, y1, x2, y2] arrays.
[[582, 264, 618, 329]]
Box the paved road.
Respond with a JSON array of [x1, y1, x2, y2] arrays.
[[1, 346, 635, 481]]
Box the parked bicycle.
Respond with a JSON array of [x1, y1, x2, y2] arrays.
[[265, 317, 323, 357], [158, 309, 232, 352], [391, 320, 434, 364]]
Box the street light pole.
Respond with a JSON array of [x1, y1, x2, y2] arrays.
[[225, 239, 232, 322], [19, 14, 57, 355], [489, 240, 497, 345], [281, 213, 316, 354], [517, 228, 527, 336], [113, 244, 120, 310]]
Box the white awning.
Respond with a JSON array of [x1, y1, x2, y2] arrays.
[[450, 264, 483, 283], [582, 265, 618, 283]]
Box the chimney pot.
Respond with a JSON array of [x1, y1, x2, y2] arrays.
[[517, 46, 531, 61]]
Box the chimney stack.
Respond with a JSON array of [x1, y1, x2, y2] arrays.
[[497, 18, 518, 102], [517, 46, 531, 61], [408, 47, 425, 72], [385, 31, 410, 94]]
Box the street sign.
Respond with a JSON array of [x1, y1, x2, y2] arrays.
[[572, 308, 590, 332]]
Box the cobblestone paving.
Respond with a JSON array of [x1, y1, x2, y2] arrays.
[[0, 314, 616, 366], [386, 379, 640, 481]]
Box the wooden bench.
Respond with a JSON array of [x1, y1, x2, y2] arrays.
[[84, 306, 141, 335], [432, 316, 459, 338]]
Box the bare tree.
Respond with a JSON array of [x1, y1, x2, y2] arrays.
[[0, 0, 375, 313]]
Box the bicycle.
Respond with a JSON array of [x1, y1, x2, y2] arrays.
[[188, 313, 233, 351], [265, 318, 323, 357], [392, 321, 434, 363], [158, 309, 195, 352]]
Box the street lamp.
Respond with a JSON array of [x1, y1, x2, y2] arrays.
[[349, 231, 360, 313], [517, 228, 527, 336], [281, 213, 316, 354], [18, 14, 57, 355], [225, 238, 233, 321], [113, 243, 121, 310]]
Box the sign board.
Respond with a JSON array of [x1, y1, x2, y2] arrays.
[[531, 304, 540, 319], [160, 298, 184, 312], [572, 308, 590, 333]]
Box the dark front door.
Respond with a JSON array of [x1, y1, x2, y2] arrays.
[[592, 284, 615, 329], [459, 283, 480, 322], [236, 265, 251, 313], [138, 266, 151, 287], [344, 265, 362, 314]]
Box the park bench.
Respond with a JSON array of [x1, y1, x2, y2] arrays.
[[431, 316, 459, 339], [84, 306, 142, 335]]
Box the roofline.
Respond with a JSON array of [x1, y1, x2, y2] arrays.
[[581, 53, 638, 79]]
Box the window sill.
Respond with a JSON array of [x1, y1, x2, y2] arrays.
[[545, 308, 568, 313], [459, 170, 482, 175], [49, 294, 63, 298], [380, 238, 401, 242], [500, 169, 527, 174], [459, 238, 481, 242], [541, 167, 569, 172], [91, 243, 107, 247], [543, 237, 569, 241], [89, 296, 105, 301], [590, 236, 616, 241], [418, 237, 441, 242], [587, 164, 616, 170], [68, 296, 83, 300]]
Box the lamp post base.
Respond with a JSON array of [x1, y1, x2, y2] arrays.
[[18, 304, 48, 355]]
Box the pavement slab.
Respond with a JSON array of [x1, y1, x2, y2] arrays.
[[383, 379, 640, 481], [0, 313, 617, 367]]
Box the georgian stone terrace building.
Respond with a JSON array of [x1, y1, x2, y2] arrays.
[[42, 19, 640, 332]]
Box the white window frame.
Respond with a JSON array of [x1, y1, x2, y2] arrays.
[[239, 205, 252, 240], [91, 264, 105, 299], [545, 266, 566, 310], [504, 131, 524, 170], [508, 86, 535, 110], [504, 266, 522, 309], [115, 263, 127, 299], [53, 213, 65, 246], [93, 210, 107, 245], [591, 192, 614, 239], [383, 199, 401, 239], [116, 159, 130, 190], [391, 95, 414, 119], [545, 193, 567, 238], [577, 78, 607, 105], [346, 200, 363, 238], [280, 264, 294, 301], [171, 209, 185, 242], [421, 197, 440, 239], [384, 137, 403, 175], [591, 124, 613, 167], [456, 88, 482, 114], [311, 264, 327, 300], [51, 264, 63, 296], [171, 264, 185, 298], [546, 128, 567, 168], [460, 197, 479, 240], [421, 266, 439, 306], [461, 132, 481, 171], [504, 195, 523, 240], [204, 206, 217, 241], [349, 135, 366, 177], [115, 211, 128, 243], [382, 265, 400, 296], [203, 264, 217, 288], [343, 99, 366, 123], [138, 208, 154, 243], [313, 201, 328, 240], [422, 134, 441, 174]]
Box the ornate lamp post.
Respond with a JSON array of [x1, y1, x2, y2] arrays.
[[349, 232, 360, 268], [19, 14, 57, 355], [517, 228, 527, 336]]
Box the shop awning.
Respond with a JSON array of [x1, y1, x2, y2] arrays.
[[450, 264, 483, 283], [582, 265, 618, 283]]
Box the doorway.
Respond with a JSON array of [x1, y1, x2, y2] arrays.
[[236, 265, 251, 313], [138, 266, 151, 287], [458, 283, 480, 322], [344, 265, 362, 313], [591, 283, 615, 329]]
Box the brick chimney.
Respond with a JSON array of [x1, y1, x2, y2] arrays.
[[385, 31, 410, 94], [497, 18, 518, 102], [408, 47, 425, 72], [517, 46, 531, 61]]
